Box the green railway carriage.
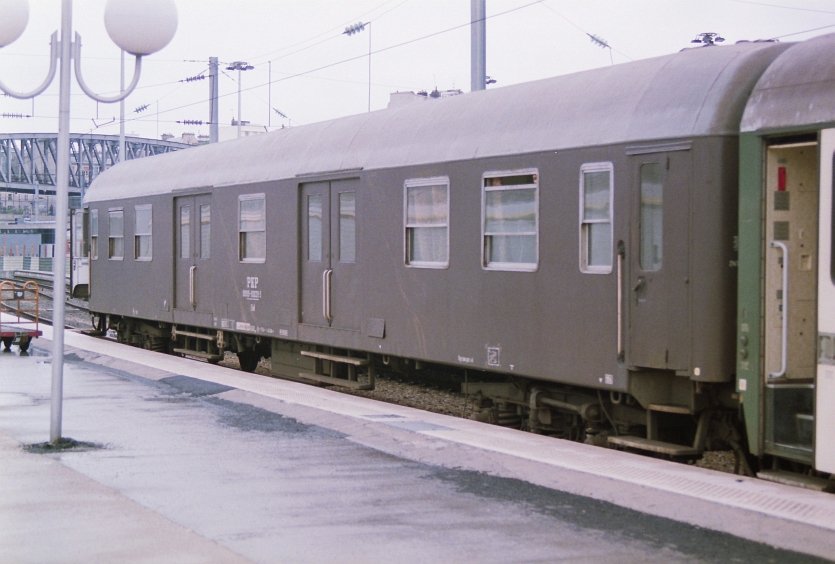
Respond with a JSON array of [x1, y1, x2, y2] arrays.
[[737, 33, 835, 481]]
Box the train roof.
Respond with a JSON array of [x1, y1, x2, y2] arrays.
[[741, 33, 835, 133], [87, 39, 791, 203]]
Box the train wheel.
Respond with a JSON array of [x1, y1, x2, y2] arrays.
[[237, 350, 260, 372], [2, 337, 13, 351]]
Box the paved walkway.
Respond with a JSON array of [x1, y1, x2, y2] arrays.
[[1, 327, 834, 562]]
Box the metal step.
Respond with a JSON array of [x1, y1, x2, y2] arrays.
[[647, 403, 692, 415], [172, 348, 223, 363], [298, 350, 375, 390], [300, 350, 368, 366], [173, 329, 217, 341], [297, 371, 374, 391], [758, 470, 835, 492], [608, 435, 702, 458]]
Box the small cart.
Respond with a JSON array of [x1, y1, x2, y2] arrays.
[[1, 280, 42, 352]]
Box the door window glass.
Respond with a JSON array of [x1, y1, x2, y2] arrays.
[[307, 195, 323, 262], [200, 204, 211, 259], [640, 163, 663, 271], [180, 205, 191, 259], [339, 192, 356, 263]]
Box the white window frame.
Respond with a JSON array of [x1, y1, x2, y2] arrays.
[[579, 162, 614, 274], [404, 176, 450, 269], [107, 208, 124, 260], [238, 193, 266, 263], [90, 208, 99, 260], [481, 169, 539, 272], [134, 204, 152, 261]]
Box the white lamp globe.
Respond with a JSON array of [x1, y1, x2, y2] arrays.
[[104, 0, 178, 56], [0, 0, 29, 48]]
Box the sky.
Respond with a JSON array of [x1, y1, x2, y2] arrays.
[[0, 0, 834, 141]]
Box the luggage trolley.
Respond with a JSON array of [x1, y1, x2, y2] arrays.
[[0, 281, 42, 352]]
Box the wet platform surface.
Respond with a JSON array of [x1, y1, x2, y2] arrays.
[[1, 329, 834, 563]]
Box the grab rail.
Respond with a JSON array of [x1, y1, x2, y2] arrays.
[[769, 241, 789, 379], [322, 269, 333, 323]]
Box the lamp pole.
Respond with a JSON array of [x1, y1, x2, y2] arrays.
[[226, 61, 254, 138], [343, 22, 371, 112], [0, 0, 177, 444]]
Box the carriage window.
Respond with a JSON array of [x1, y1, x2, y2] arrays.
[[90, 208, 99, 260], [239, 194, 266, 262], [179, 205, 191, 259], [405, 177, 449, 268], [339, 192, 356, 263], [134, 204, 152, 261], [200, 204, 211, 259], [580, 163, 613, 273], [640, 163, 663, 271], [107, 209, 124, 260], [482, 171, 538, 271]]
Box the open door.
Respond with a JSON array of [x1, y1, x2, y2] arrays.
[[762, 140, 818, 461]]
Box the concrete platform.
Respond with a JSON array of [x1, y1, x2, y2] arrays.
[[1, 324, 834, 562]]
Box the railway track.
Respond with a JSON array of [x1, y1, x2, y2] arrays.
[[1, 272, 92, 330]]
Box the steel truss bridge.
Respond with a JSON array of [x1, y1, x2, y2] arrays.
[[1, 133, 188, 198]]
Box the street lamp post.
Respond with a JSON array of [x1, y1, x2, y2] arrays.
[[0, 0, 177, 444], [343, 22, 371, 112], [226, 61, 254, 138]]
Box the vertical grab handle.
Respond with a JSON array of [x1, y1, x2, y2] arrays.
[[769, 241, 789, 379], [189, 265, 197, 308], [322, 269, 333, 323], [617, 241, 625, 361]]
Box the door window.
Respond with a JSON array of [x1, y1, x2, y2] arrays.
[[640, 163, 663, 271], [179, 205, 191, 259], [200, 204, 211, 259], [339, 192, 356, 263], [307, 195, 323, 262]]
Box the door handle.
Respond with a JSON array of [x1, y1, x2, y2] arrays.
[[189, 265, 197, 308], [322, 269, 333, 323], [633, 276, 646, 293]]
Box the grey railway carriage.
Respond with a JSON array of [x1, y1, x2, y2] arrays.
[[83, 34, 835, 482]]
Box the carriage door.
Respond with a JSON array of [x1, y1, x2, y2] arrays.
[[628, 149, 691, 370], [300, 180, 360, 330], [817, 129, 835, 473], [175, 194, 212, 312], [763, 140, 818, 459]]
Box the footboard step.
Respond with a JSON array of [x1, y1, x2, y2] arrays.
[[608, 435, 702, 458], [298, 371, 374, 391]]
